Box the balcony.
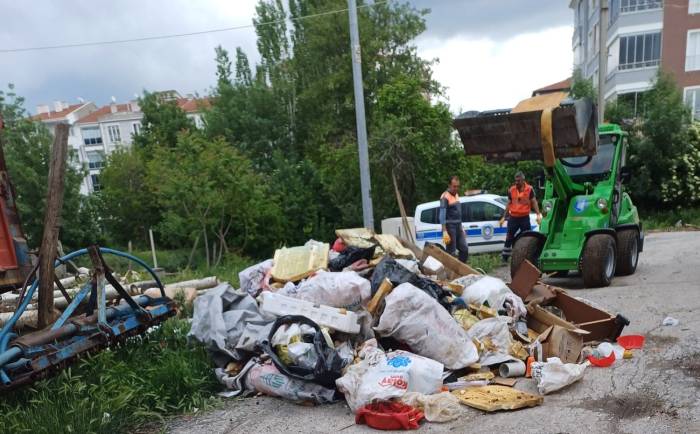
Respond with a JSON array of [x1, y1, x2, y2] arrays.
[[621, 0, 662, 14]]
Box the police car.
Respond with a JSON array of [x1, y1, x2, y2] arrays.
[[413, 193, 539, 253]]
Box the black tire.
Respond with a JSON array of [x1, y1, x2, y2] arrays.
[[581, 234, 616, 287], [510, 236, 542, 277], [615, 229, 639, 276], [551, 270, 569, 278]]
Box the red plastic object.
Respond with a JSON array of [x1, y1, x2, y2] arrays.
[[332, 238, 346, 253], [587, 352, 616, 367], [617, 335, 645, 350], [355, 402, 424, 430]]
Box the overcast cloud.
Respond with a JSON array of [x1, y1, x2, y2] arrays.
[[0, 0, 573, 113]]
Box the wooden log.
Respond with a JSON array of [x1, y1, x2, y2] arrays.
[[37, 123, 68, 328]]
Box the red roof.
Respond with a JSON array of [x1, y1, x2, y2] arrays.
[[176, 97, 210, 113], [532, 77, 572, 96], [76, 103, 133, 124], [32, 103, 83, 121]]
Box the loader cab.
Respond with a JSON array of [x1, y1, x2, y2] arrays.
[[560, 133, 621, 184]]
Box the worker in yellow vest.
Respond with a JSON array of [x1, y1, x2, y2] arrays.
[[440, 176, 468, 262], [500, 171, 542, 262]]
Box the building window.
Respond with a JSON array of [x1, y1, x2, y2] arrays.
[[619, 32, 661, 70], [610, 0, 620, 25], [690, 0, 700, 14], [621, 0, 662, 13], [132, 122, 141, 135], [684, 87, 700, 119], [87, 151, 105, 170], [107, 125, 121, 143], [91, 174, 102, 192], [81, 126, 102, 146], [686, 30, 700, 71]]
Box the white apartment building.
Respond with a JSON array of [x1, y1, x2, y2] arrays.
[[571, 0, 700, 117], [33, 92, 208, 194]]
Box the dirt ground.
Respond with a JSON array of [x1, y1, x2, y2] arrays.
[[168, 231, 700, 434]]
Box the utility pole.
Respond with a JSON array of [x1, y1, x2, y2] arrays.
[[347, 0, 374, 230], [598, 0, 609, 124]]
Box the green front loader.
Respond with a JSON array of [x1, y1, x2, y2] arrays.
[[454, 92, 643, 287]]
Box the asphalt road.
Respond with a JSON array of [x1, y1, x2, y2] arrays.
[[169, 231, 700, 434]]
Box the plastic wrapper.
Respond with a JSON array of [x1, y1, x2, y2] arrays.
[[375, 283, 479, 369], [277, 270, 371, 311], [335, 339, 444, 412], [399, 392, 462, 422], [531, 357, 589, 394], [459, 275, 526, 319], [370, 257, 452, 309]]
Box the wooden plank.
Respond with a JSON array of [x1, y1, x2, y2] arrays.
[[391, 171, 415, 245], [37, 123, 69, 328]]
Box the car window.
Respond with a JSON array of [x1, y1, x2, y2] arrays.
[[420, 207, 440, 224], [467, 202, 503, 222]]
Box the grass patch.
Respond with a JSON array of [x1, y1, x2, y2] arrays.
[[468, 252, 502, 274], [0, 318, 219, 434], [641, 206, 700, 231]]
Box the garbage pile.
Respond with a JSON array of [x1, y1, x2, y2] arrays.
[[189, 228, 637, 429]]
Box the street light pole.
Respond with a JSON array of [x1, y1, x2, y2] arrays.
[[347, 0, 374, 230], [598, 0, 609, 124]]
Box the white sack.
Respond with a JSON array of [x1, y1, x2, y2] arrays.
[[278, 270, 371, 311], [531, 357, 589, 394], [374, 283, 479, 369]]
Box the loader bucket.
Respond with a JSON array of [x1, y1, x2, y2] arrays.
[[453, 93, 598, 162]]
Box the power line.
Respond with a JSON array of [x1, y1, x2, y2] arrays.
[[0, 0, 391, 54]]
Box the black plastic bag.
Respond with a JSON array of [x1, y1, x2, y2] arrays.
[[370, 256, 452, 309], [260, 315, 345, 388], [328, 245, 376, 272]]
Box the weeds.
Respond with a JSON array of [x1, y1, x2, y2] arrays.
[[0, 318, 219, 434], [468, 252, 502, 274], [641, 206, 700, 230]]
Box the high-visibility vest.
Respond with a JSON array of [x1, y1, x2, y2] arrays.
[[509, 183, 533, 217]]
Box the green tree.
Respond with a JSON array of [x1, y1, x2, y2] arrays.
[[133, 91, 195, 154], [99, 147, 158, 246], [570, 68, 596, 100], [147, 132, 282, 264], [0, 84, 101, 249]]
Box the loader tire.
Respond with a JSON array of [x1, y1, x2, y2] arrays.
[[510, 236, 542, 278], [581, 234, 616, 287], [615, 229, 639, 276]]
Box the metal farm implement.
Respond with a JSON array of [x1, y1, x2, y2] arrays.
[[0, 246, 176, 391]]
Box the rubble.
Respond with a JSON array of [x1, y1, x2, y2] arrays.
[[187, 229, 635, 429]]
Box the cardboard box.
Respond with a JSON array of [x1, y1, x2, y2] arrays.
[[527, 305, 587, 364]]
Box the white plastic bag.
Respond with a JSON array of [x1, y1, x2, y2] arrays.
[[244, 360, 336, 403], [335, 340, 444, 412], [466, 317, 514, 366], [374, 283, 479, 369], [239, 259, 273, 297], [400, 392, 461, 422], [531, 357, 589, 394], [278, 270, 371, 311]]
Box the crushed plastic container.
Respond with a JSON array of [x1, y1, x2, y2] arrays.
[[259, 291, 361, 334], [355, 402, 424, 430], [616, 335, 645, 350]]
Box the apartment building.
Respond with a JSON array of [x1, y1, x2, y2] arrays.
[[571, 0, 700, 117], [33, 92, 208, 194]]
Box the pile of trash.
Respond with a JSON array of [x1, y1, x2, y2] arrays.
[[189, 228, 637, 429]]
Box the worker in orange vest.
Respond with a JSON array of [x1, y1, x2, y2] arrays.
[[440, 176, 468, 262], [499, 171, 542, 262]]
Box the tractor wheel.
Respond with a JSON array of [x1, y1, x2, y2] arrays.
[[551, 270, 569, 278], [615, 229, 639, 276], [510, 236, 542, 278], [581, 234, 616, 287]]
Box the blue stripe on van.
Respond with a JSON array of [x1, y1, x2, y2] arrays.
[[415, 226, 535, 241]]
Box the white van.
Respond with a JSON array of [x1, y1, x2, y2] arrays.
[[413, 193, 539, 254]]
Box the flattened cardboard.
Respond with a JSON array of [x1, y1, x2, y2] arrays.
[[527, 306, 588, 364], [509, 259, 540, 299]]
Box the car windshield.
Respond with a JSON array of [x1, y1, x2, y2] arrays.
[[561, 134, 617, 179], [495, 196, 508, 206]]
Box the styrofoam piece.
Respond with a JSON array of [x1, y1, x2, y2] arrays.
[[422, 256, 444, 274], [259, 292, 361, 334]]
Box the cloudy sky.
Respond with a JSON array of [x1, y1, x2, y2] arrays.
[[0, 0, 573, 114]]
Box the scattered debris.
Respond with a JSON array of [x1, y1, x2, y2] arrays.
[[662, 316, 680, 326]]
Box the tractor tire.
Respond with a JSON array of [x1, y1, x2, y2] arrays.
[[581, 234, 616, 287], [615, 229, 639, 276], [510, 236, 542, 278], [551, 270, 569, 278]]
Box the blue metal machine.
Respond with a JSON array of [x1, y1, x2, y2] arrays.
[[0, 246, 176, 391]]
